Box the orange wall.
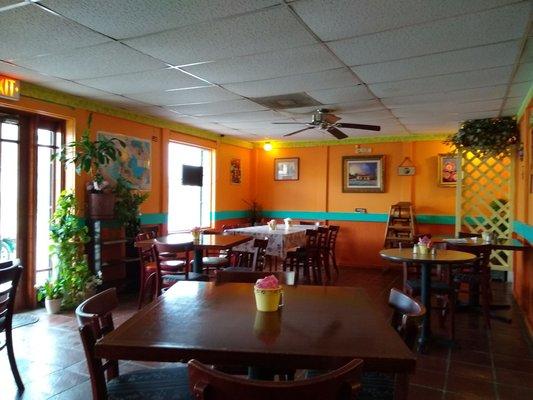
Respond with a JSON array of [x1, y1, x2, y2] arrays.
[[513, 101, 532, 333], [252, 140, 456, 267]]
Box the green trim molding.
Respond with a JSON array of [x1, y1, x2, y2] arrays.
[[140, 213, 168, 225], [254, 134, 450, 149], [211, 210, 250, 220], [20, 82, 253, 150], [513, 220, 533, 243]]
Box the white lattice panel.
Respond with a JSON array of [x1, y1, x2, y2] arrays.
[[456, 152, 514, 271]]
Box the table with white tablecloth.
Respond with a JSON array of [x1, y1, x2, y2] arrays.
[[226, 225, 318, 259]]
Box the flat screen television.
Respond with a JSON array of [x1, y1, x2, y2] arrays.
[[182, 165, 203, 186]]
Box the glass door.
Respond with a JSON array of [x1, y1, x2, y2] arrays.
[[0, 116, 19, 261]]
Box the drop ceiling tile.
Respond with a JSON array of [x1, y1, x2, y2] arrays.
[[502, 97, 523, 109], [127, 86, 241, 106], [328, 2, 530, 66], [508, 82, 531, 98], [521, 39, 533, 63], [306, 85, 374, 104], [408, 123, 459, 133], [0, 61, 58, 83], [502, 107, 518, 116], [169, 99, 267, 116], [353, 41, 520, 84], [293, 0, 519, 41], [40, 0, 279, 39], [383, 85, 508, 107], [0, 0, 26, 10], [391, 99, 504, 116], [513, 62, 533, 83], [16, 42, 165, 80], [0, 4, 110, 61], [283, 99, 384, 114], [200, 110, 287, 123], [182, 44, 343, 84], [77, 68, 209, 95], [334, 109, 397, 122], [38, 80, 114, 98], [370, 66, 513, 98], [222, 68, 358, 98], [124, 6, 316, 66]]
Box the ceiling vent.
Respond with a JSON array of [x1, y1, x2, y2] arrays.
[[251, 93, 322, 109]]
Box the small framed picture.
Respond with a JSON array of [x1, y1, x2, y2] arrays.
[[342, 155, 385, 193], [274, 158, 299, 181], [230, 158, 241, 185], [438, 154, 458, 187]]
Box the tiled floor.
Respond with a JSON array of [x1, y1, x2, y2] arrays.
[[1, 268, 532, 399]]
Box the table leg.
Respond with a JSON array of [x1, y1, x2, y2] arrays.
[[193, 249, 203, 274], [418, 262, 432, 352]]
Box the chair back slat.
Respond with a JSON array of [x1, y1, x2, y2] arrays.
[[327, 226, 340, 250], [215, 270, 294, 285], [388, 288, 426, 350], [76, 289, 120, 400], [0, 264, 22, 333], [188, 358, 363, 400]]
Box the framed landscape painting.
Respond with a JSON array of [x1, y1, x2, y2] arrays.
[[274, 158, 299, 181], [342, 155, 384, 193], [438, 153, 458, 187]]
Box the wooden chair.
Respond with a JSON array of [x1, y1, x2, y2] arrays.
[[229, 238, 269, 271], [75, 289, 191, 400], [283, 230, 321, 285], [154, 241, 206, 296], [188, 358, 363, 400], [135, 232, 157, 309], [327, 225, 340, 276], [0, 260, 24, 392], [193, 231, 230, 275], [446, 243, 492, 328], [357, 289, 425, 399], [299, 221, 318, 225], [317, 226, 331, 283], [214, 269, 294, 285]]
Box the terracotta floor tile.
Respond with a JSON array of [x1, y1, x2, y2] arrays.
[[448, 361, 494, 382], [445, 376, 497, 399], [493, 354, 533, 373], [496, 383, 533, 400], [411, 368, 446, 390], [450, 349, 491, 366], [407, 384, 444, 400], [416, 355, 448, 372], [495, 367, 533, 389]]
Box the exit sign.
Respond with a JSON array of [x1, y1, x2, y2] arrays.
[[0, 75, 20, 100]]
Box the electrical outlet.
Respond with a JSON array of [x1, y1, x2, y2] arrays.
[[355, 208, 367, 213]]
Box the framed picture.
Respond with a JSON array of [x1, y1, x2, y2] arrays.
[[438, 153, 458, 187], [342, 155, 385, 193], [230, 158, 241, 184], [274, 158, 299, 181]]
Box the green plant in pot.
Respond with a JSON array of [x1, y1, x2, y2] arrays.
[[445, 117, 518, 158], [37, 279, 63, 314], [243, 199, 262, 225], [113, 177, 149, 255], [48, 190, 95, 309], [54, 113, 125, 218]]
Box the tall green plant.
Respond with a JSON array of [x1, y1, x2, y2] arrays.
[[113, 178, 150, 238], [49, 190, 92, 308], [54, 113, 125, 189]]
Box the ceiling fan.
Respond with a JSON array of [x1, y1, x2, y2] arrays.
[[272, 108, 381, 139]]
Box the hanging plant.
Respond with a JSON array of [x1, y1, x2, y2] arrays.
[[445, 117, 518, 158]]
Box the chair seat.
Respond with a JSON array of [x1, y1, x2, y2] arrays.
[[406, 279, 452, 293], [162, 272, 209, 283], [160, 259, 186, 270], [192, 256, 229, 267], [107, 366, 191, 400]]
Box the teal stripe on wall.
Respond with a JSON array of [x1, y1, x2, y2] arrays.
[[260, 210, 455, 225], [212, 210, 250, 220], [140, 213, 167, 225], [514, 220, 533, 243]]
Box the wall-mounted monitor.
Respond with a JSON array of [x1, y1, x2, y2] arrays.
[[182, 165, 203, 186]]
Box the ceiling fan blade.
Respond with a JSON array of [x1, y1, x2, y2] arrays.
[[283, 126, 315, 137], [327, 126, 348, 140], [336, 123, 381, 131], [272, 122, 308, 125]]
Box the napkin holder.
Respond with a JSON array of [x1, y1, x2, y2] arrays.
[[267, 219, 277, 230]]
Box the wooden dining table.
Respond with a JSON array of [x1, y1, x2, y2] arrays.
[[95, 281, 416, 399], [379, 248, 477, 350], [136, 233, 253, 274]]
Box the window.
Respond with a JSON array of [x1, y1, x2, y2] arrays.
[[167, 142, 212, 232]]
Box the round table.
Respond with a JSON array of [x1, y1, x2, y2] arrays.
[[379, 248, 477, 350]]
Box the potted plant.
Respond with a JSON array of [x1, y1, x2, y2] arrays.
[[37, 279, 63, 314], [54, 113, 125, 218], [243, 199, 262, 225], [113, 177, 149, 256], [49, 190, 96, 308], [445, 117, 518, 158]]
